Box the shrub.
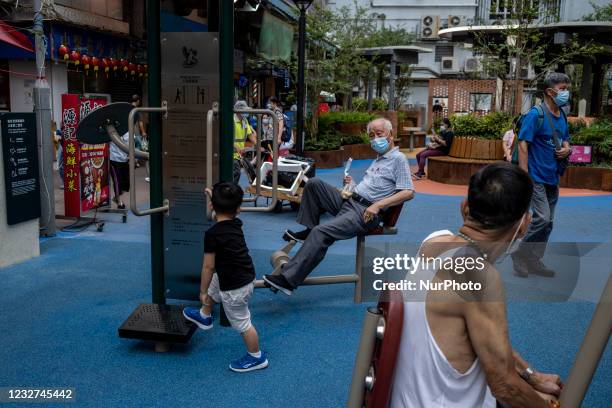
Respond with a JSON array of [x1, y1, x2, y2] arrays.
[[571, 118, 612, 165], [371, 98, 388, 111], [450, 112, 514, 139], [317, 111, 376, 135], [341, 132, 370, 145], [352, 97, 368, 111]]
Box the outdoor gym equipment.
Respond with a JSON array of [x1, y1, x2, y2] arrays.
[[347, 273, 612, 408]]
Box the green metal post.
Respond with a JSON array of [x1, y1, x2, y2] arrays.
[[218, 0, 234, 327], [219, 0, 234, 183], [146, 0, 165, 304]]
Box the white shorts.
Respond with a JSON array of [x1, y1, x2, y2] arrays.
[[208, 274, 254, 333]]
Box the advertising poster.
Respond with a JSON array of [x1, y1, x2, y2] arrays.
[[61, 94, 107, 217], [79, 98, 109, 212]]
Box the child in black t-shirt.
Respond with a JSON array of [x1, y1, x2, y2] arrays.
[[183, 182, 267, 373]]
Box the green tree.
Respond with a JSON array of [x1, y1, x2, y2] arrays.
[[474, 0, 602, 115], [582, 1, 612, 21]]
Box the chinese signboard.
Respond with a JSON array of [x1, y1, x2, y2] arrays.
[[61, 94, 108, 217], [0, 113, 40, 225]]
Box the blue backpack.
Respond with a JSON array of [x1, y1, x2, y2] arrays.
[[281, 113, 292, 143]]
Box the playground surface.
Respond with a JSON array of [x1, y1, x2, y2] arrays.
[[1, 159, 610, 407]]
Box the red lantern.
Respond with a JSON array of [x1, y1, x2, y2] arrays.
[[58, 44, 70, 61], [137, 64, 144, 77], [128, 62, 136, 76], [101, 58, 110, 76], [110, 58, 119, 72], [143, 64, 148, 77], [81, 54, 91, 70], [120, 58, 129, 72], [69, 50, 81, 65], [92, 57, 99, 71]]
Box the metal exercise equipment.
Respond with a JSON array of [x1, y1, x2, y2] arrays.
[[348, 290, 404, 408], [254, 203, 405, 303]]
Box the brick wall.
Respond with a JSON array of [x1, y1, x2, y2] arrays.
[[428, 79, 524, 128]]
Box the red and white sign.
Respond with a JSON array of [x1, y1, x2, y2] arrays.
[[61, 94, 108, 217], [569, 145, 592, 164]]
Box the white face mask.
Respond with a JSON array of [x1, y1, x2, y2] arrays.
[[496, 213, 526, 263]]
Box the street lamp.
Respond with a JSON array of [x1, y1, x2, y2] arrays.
[[292, 0, 313, 155]]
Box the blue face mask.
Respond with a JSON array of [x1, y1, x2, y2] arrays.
[[371, 137, 389, 154], [553, 89, 570, 107]]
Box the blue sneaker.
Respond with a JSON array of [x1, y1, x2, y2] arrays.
[[229, 352, 269, 373], [182, 307, 213, 330]]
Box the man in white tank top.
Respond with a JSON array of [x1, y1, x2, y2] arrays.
[[391, 162, 563, 408]]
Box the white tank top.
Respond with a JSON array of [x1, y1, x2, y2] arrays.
[[390, 230, 496, 408]]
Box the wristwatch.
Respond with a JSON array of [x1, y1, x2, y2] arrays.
[[519, 366, 535, 383]]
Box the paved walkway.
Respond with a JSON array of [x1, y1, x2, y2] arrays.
[[0, 159, 610, 407]]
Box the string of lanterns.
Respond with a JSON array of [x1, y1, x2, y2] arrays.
[[57, 43, 148, 79]]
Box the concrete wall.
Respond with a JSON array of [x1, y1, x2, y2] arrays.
[[0, 139, 40, 269], [9, 61, 68, 127]]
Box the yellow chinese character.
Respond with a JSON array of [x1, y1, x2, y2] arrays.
[[66, 143, 76, 155], [66, 170, 76, 179], [67, 156, 76, 167], [67, 180, 77, 192]]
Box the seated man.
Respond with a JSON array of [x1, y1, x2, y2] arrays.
[[263, 118, 415, 295], [391, 162, 562, 407]]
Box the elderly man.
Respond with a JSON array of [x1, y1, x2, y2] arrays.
[[391, 163, 562, 407], [263, 118, 415, 295]]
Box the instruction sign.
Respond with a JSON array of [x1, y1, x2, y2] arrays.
[[1, 112, 41, 225]]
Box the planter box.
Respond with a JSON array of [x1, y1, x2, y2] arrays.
[[304, 148, 345, 169], [342, 143, 377, 160], [449, 137, 504, 160], [560, 166, 612, 191], [336, 122, 365, 136]]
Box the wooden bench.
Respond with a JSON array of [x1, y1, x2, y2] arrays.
[[427, 137, 504, 185], [427, 156, 500, 185]]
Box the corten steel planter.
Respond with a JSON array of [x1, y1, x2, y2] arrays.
[[342, 143, 377, 160], [336, 122, 365, 136], [560, 166, 612, 191], [304, 148, 345, 169]]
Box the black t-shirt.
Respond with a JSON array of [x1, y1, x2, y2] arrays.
[[204, 218, 255, 291], [438, 130, 454, 154]]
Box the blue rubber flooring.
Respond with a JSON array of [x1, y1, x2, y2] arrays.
[[1, 159, 611, 407]]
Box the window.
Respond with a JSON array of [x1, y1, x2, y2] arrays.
[[434, 46, 454, 63], [470, 93, 493, 113]]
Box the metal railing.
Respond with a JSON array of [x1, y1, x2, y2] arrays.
[[128, 101, 170, 216]]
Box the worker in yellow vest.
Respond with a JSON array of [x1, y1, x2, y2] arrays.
[[233, 100, 257, 183]]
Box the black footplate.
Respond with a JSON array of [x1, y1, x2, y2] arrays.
[[118, 303, 196, 344]]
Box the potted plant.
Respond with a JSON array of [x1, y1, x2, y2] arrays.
[[449, 112, 512, 160]]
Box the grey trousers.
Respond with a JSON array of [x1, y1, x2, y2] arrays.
[[513, 182, 559, 263], [281, 178, 380, 287]]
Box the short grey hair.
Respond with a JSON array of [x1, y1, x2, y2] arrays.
[[543, 72, 570, 90], [234, 100, 249, 110], [367, 117, 393, 134]]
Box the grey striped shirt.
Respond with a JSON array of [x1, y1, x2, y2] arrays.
[[353, 147, 413, 203]]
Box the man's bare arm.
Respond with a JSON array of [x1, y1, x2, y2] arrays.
[[462, 273, 552, 407]]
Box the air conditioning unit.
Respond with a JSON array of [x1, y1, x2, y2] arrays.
[[509, 58, 536, 80], [441, 57, 458, 73], [464, 57, 483, 73], [420, 15, 440, 40], [448, 15, 463, 28]]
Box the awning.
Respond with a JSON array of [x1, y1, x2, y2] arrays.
[[0, 20, 33, 52]]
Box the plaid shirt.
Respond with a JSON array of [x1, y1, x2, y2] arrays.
[[353, 147, 413, 203]]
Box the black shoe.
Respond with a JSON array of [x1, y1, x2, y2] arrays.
[[531, 260, 556, 277], [263, 274, 294, 296], [284, 228, 311, 242], [513, 258, 529, 278]]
